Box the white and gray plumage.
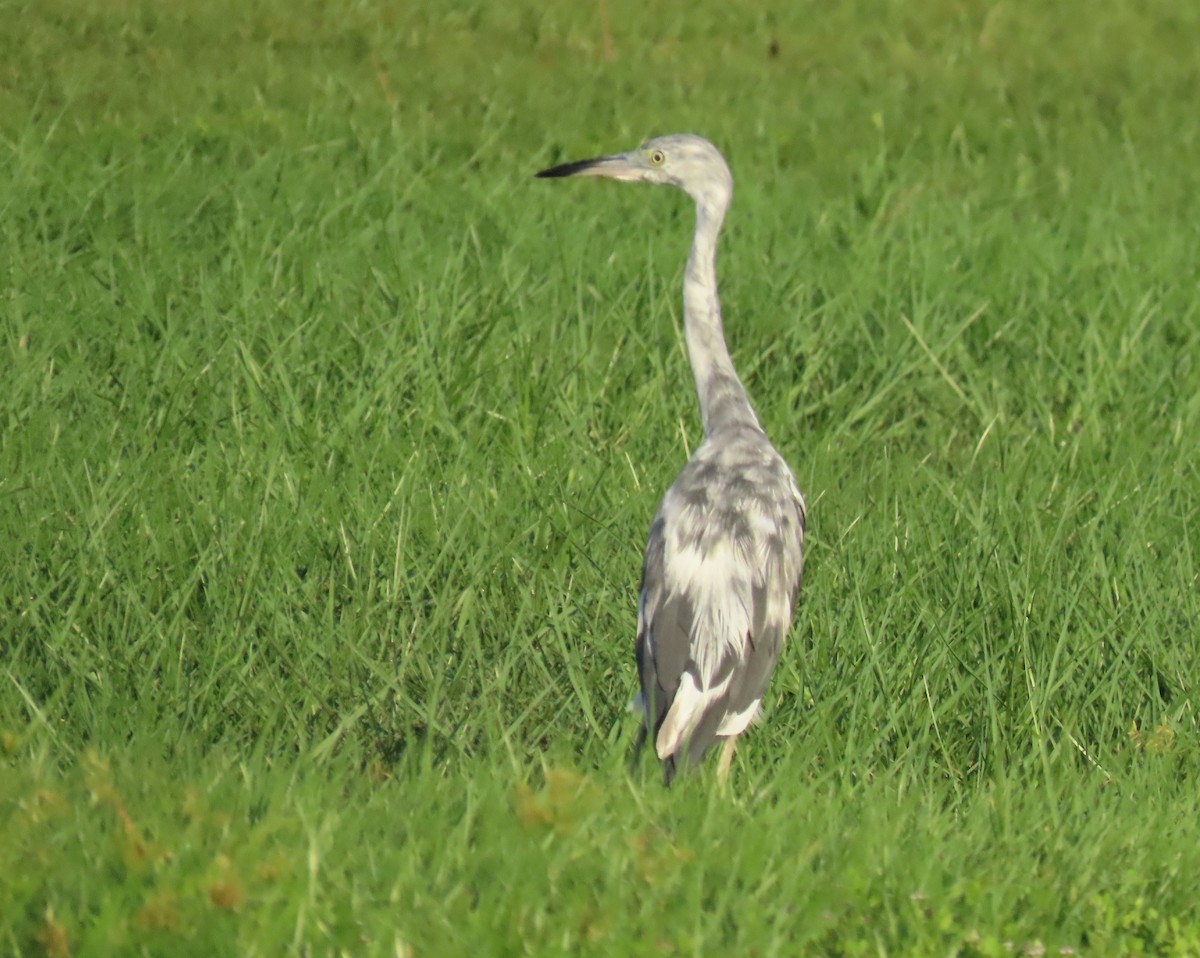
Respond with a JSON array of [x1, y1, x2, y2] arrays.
[[536, 134, 806, 785]]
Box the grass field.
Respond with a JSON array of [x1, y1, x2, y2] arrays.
[[3, 0, 1199, 954]]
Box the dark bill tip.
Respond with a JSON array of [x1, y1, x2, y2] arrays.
[[535, 157, 602, 178]]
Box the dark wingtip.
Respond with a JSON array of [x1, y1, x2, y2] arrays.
[[535, 157, 600, 179]]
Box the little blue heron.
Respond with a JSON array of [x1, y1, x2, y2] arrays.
[[537, 134, 806, 785]]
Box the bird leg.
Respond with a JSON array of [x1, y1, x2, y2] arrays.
[[630, 724, 647, 769], [716, 738, 737, 786]]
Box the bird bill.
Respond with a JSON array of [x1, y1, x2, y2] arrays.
[[535, 154, 643, 181]]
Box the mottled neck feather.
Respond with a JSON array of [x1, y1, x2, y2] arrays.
[[683, 198, 760, 436]]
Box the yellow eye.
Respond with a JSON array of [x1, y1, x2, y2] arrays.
[[649, 149, 666, 166]]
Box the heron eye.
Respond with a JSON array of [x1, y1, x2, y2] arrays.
[[649, 149, 666, 166]]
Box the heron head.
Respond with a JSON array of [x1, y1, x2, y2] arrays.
[[537, 134, 732, 210]]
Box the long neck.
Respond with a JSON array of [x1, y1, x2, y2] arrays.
[[683, 198, 759, 436]]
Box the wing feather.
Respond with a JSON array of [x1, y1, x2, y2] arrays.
[[635, 432, 806, 780]]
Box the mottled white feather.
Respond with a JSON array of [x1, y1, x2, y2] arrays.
[[656, 670, 733, 759]]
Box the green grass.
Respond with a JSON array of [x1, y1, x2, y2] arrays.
[[2, 0, 1199, 954]]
